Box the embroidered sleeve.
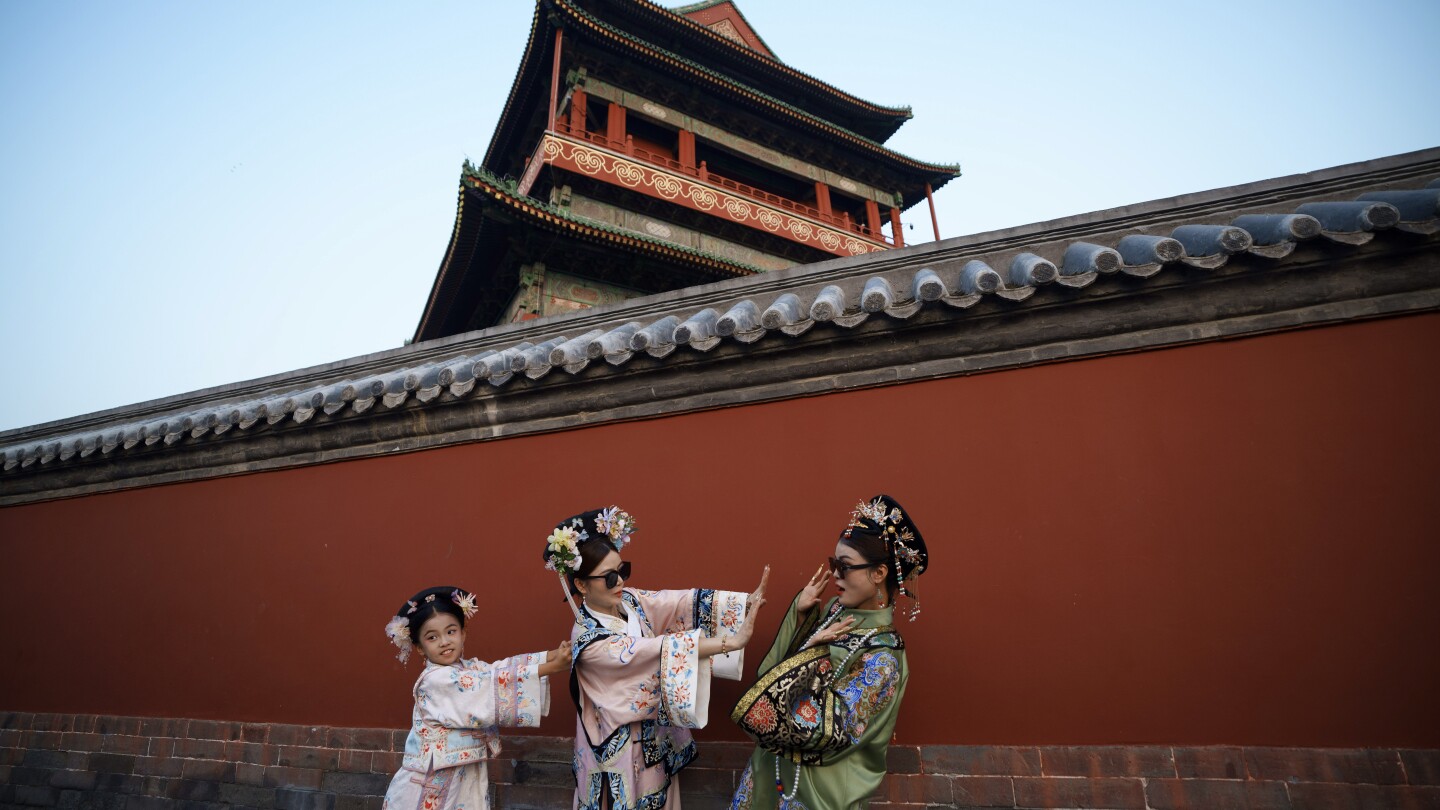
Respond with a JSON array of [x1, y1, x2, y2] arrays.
[[658, 629, 708, 727], [831, 649, 901, 744], [706, 589, 748, 681], [415, 654, 549, 733]]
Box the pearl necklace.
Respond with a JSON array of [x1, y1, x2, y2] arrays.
[[777, 609, 881, 801]]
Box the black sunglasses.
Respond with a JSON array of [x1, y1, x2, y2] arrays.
[[577, 561, 632, 589], [828, 557, 880, 577]]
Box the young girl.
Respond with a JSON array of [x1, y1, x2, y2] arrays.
[[542, 506, 769, 810], [730, 495, 930, 810], [381, 585, 570, 810]]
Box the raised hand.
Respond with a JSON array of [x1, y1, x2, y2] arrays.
[[796, 563, 829, 614], [804, 615, 857, 649], [750, 564, 770, 610]]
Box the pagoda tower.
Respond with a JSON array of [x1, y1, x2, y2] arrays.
[[414, 0, 960, 341]]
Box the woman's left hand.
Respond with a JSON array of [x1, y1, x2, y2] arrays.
[[749, 564, 770, 612]]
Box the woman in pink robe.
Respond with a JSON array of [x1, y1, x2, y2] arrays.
[[542, 506, 768, 810]]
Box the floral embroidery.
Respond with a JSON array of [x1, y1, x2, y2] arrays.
[[743, 696, 778, 733], [659, 630, 700, 726], [834, 649, 900, 743], [730, 762, 755, 809], [791, 695, 820, 729]]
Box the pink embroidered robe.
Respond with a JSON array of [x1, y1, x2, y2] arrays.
[[570, 587, 748, 810], [383, 651, 550, 810]]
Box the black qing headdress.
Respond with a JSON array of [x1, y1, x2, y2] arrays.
[[842, 494, 929, 621]]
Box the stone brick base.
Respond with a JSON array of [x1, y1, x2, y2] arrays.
[[3, 712, 1437, 809]]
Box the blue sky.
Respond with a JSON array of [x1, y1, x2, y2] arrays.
[[2, 0, 1437, 432]]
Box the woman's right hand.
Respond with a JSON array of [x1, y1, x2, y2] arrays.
[[796, 563, 829, 614]]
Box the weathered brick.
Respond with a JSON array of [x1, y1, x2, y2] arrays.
[[60, 732, 102, 753], [2, 746, 28, 765], [1013, 776, 1146, 809], [187, 720, 242, 742], [335, 749, 370, 774], [951, 776, 1016, 808], [318, 772, 390, 797], [1287, 781, 1380, 809], [495, 783, 575, 809], [922, 744, 1042, 776], [133, 755, 184, 778], [99, 736, 150, 756], [179, 759, 234, 783], [171, 779, 222, 802], [274, 788, 336, 810], [1245, 747, 1394, 786], [502, 758, 573, 788], [368, 752, 401, 775], [1, 711, 33, 730], [25, 750, 70, 769], [2, 728, 23, 747], [267, 726, 329, 749], [12, 784, 61, 806], [12, 766, 59, 786], [228, 742, 271, 766], [882, 773, 953, 805], [498, 735, 571, 763], [220, 782, 278, 808], [92, 718, 141, 737], [1040, 745, 1175, 778], [692, 741, 752, 770], [47, 769, 99, 791], [92, 772, 141, 794], [885, 745, 921, 774], [1174, 746, 1247, 779], [241, 724, 271, 744], [675, 765, 734, 797], [1402, 750, 1440, 786], [30, 715, 62, 732], [137, 717, 187, 739], [324, 729, 392, 753], [274, 746, 339, 771], [262, 767, 324, 792], [172, 739, 226, 760], [88, 753, 136, 775], [1146, 778, 1290, 810], [235, 763, 267, 786]]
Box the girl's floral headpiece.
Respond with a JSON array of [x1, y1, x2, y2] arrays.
[[383, 587, 479, 665], [543, 506, 638, 623]]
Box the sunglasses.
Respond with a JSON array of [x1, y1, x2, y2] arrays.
[[828, 557, 880, 577], [577, 560, 632, 589]]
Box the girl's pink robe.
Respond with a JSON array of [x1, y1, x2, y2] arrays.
[[383, 652, 550, 810], [570, 587, 749, 810]]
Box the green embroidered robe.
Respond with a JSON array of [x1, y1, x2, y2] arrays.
[[730, 593, 908, 810]]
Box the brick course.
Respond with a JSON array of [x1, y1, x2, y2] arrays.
[[2, 712, 1437, 809]]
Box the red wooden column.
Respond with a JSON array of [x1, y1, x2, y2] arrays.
[[548, 28, 563, 131], [815, 182, 832, 219], [865, 199, 881, 235], [925, 182, 941, 241], [568, 88, 588, 135], [678, 129, 696, 170], [890, 207, 904, 247], [606, 104, 627, 149]]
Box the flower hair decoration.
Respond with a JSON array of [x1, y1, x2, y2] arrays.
[[595, 506, 637, 549], [544, 525, 585, 573], [384, 616, 412, 664]]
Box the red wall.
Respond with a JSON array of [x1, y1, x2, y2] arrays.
[[3, 314, 1438, 746]]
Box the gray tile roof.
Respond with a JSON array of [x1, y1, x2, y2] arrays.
[[3, 149, 1437, 503]]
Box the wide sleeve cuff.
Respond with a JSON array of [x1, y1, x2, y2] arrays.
[[494, 651, 550, 729], [658, 629, 710, 728], [707, 589, 748, 681]]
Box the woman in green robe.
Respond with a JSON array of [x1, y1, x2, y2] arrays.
[[730, 495, 928, 810]]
